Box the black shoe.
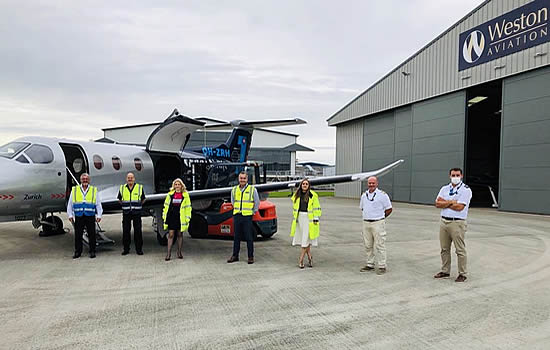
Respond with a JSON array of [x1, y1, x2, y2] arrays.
[[89, 252, 96, 259], [434, 272, 450, 279], [455, 274, 467, 282], [227, 256, 239, 263], [121, 251, 129, 256], [72, 253, 81, 259], [248, 257, 254, 264], [136, 251, 144, 255], [360, 265, 374, 272]]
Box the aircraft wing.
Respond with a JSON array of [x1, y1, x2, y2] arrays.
[[202, 118, 307, 130], [100, 159, 403, 212]]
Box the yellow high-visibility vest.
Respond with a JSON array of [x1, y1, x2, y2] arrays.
[[72, 185, 97, 217], [162, 190, 192, 232], [119, 183, 143, 214], [232, 184, 255, 216], [290, 190, 322, 240]]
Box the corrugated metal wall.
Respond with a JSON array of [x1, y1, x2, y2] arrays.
[[335, 120, 363, 198], [350, 91, 465, 204], [500, 65, 550, 214], [328, 0, 549, 127], [410, 91, 466, 204], [362, 111, 395, 197], [393, 107, 413, 202]]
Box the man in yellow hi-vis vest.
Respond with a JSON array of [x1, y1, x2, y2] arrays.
[[66, 173, 103, 259], [227, 171, 260, 264], [118, 172, 146, 255]]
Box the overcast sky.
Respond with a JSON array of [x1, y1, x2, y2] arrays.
[[0, 0, 483, 164]]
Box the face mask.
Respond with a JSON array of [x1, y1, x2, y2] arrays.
[[450, 177, 462, 185]]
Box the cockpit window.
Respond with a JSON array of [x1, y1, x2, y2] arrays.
[[16, 155, 29, 163], [24, 144, 54, 164], [0, 142, 30, 159]]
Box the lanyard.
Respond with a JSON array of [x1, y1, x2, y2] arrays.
[[449, 183, 462, 196], [366, 191, 376, 201]]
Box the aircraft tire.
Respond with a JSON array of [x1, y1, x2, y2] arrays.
[[39, 215, 65, 237]]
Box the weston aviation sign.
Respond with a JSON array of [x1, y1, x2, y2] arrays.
[[459, 0, 550, 71]]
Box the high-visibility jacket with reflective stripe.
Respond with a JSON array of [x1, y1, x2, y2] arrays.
[[119, 183, 143, 214], [290, 190, 322, 240], [72, 185, 98, 217], [162, 190, 192, 232], [232, 185, 255, 216]]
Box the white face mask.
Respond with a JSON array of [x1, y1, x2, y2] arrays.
[[450, 177, 462, 185]]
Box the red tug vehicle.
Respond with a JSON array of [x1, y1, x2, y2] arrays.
[[187, 161, 278, 239]]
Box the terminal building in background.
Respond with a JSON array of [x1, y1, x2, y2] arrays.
[[100, 117, 313, 176], [328, 0, 550, 215]]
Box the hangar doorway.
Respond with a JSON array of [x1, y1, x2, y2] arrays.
[[465, 80, 502, 208]]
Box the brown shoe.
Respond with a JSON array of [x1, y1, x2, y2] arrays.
[[434, 272, 450, 279], [377, 267, 386, 275], [227, 256, 239, 263], [455, 274, 467, 282], [360, 265, 374, 272], [248, 257, 254, 264]]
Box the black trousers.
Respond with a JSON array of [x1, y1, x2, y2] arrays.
[[74, 215, 96, 254], [122, 213, 143, 252], [232, 214, 254, 258]]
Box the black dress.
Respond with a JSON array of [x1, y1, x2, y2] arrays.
[[166, 193, 182, 231]]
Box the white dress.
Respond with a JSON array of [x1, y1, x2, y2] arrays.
[[292, 212, 318, 247]]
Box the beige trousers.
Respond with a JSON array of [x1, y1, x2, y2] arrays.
[[361, 220, 386, 268], [439, 218, 467, 275]]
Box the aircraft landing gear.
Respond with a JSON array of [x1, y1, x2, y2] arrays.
[[39, 214, 65, 236]]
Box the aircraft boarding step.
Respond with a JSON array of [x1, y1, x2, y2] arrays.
[[72, 222, 115, 247]]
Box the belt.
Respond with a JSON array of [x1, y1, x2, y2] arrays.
[[442, 216, 464, 221], [364, 218, 383, 222]]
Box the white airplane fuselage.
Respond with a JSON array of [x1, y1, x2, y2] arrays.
[[0, 136, 157, 223]]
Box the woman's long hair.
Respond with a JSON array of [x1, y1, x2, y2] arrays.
[[293, 178, 311, 202], [170, 178, 187, 192]]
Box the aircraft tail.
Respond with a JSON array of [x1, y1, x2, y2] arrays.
[[225, 128, 252, 162]]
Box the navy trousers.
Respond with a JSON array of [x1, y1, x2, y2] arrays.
[[232, 214, 254, 258]]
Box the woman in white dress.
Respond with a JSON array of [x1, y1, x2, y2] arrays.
[[290, 179, 322, 269]]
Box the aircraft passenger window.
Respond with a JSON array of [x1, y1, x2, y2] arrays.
[[0, 142, 29, 159], [134, 158, 143, 171], [24, 145, 54, 164], [93, 155, 104, 170], [16, 155, 29, 163], [73, 158, 83, 173], [112, 156, 121, 170]]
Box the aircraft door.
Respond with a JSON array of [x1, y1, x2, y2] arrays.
[[146, 110, 205, 154], [59, 143, 89, 192]]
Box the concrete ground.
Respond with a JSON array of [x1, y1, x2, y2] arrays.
[[1, 197, 550, 349]]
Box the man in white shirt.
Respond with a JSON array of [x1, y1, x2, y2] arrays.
[[434, 167, 473, 282], [359, 176, 392, 275], [66, 173, 103, 259]]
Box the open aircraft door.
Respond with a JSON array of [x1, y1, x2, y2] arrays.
[[145, 109, 205, 154]]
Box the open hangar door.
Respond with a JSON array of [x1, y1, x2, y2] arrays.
[[465, 80, 502, 208]]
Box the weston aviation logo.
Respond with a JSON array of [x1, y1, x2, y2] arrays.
[[462, 30, 485, 63], [459, 0, 550, 71]]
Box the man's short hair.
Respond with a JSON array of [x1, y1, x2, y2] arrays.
[[449, 168, 463, 175], [238, 171, 248, 177]]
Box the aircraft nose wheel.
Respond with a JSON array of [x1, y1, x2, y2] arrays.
[[39, 215, 65, 236]]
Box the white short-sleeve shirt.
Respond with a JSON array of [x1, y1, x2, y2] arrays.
[[436, 182, 473, 219], [360, 188, 392, 220]]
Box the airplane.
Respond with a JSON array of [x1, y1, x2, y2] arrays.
[[0, 109, 404, 246]]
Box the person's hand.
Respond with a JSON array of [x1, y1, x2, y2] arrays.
[[96, 217, 101, 223], [69, 217, 74, 224]]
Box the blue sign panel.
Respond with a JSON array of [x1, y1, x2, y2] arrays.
[[458, 0, 550, 71]]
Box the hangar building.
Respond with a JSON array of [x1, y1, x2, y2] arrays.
[[328, 0, 550, 214]]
